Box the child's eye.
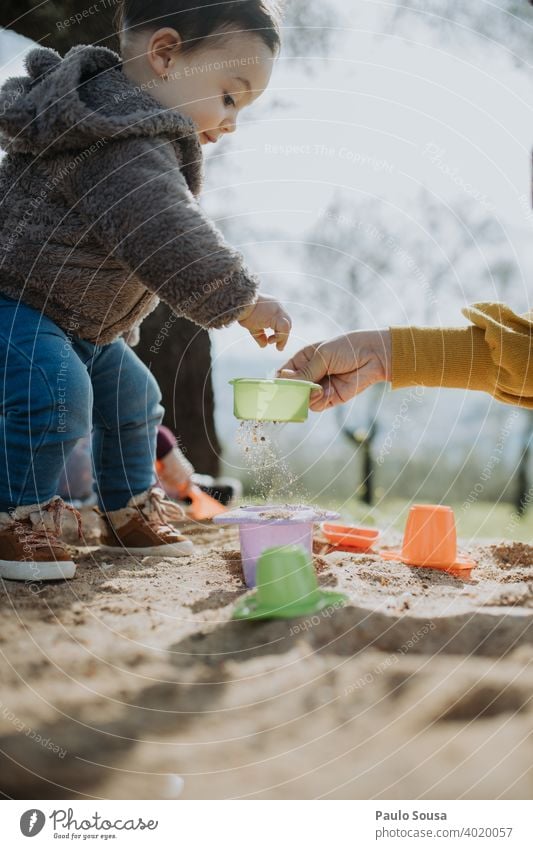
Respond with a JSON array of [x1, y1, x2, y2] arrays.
[[223, 93, 236, 108]]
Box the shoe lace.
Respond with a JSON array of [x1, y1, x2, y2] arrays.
[[18, 498, 82, 548], [135, 486, 185, 527]]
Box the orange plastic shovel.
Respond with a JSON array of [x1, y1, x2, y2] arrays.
[[181, 483, 227, 521], [155, 458, 228, 521]]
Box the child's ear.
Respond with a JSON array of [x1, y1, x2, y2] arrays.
[[147, 28, 183, 78]]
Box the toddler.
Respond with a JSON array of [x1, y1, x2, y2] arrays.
[[0, 0, 289, 580]]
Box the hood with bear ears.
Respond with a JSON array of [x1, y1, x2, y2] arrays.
[[0, 44, 203, 194]]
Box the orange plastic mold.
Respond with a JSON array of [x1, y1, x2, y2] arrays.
[[321, 522, 380, 552], [380, 504, 475, 573]]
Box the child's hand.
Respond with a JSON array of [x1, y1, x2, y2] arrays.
[[278, 330, 392, 411], [238, 294, 292, 351]]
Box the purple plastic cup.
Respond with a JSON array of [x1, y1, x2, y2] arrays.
[[213, 505, 339, 587]]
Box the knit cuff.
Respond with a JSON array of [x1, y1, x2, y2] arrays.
[[390, 325, 496, 391]]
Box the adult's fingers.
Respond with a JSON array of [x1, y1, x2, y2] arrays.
[[309, 362, 378, 411], [278, 342, 321, 375], [287, 346, 330, 384]]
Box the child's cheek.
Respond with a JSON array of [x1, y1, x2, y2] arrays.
[[205, 95, 225, 126]]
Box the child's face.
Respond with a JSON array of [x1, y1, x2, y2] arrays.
[[133, 30, 275, 145]]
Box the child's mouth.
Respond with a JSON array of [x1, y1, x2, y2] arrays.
[[200, 131, 218, 145]]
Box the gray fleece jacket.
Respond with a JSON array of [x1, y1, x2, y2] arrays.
[[0, 44, 258, 343]]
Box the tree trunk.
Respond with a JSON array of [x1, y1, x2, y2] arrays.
[[515, 413, 533, 517], [0, 6, 221, 476], [0, 2, 119, 53], [136, 305, 221, 476]]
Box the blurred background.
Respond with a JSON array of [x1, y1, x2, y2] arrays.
[[1, 0, 532, 538]]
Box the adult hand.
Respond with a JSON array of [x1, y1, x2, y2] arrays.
[[278, 330, 392, 410]]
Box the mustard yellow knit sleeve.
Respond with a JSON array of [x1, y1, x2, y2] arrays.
[[390, 302, 533, 408]]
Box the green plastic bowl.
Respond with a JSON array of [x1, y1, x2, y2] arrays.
[[230, 378, 321, 423]]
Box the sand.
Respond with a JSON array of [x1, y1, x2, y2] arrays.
[[1, 511, 533, 800]]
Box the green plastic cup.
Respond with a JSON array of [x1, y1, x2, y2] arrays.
[[230, 378, 321, 423], [232, 545, 348, 620]]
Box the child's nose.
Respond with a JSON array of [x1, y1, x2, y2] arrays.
[[221, 118, 237, 134]]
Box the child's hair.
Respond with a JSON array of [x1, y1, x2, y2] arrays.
[[115, 0, 282, 55]]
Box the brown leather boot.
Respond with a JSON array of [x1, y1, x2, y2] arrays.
[[100, 487, 194, 557], [0, 497, 79, 581]]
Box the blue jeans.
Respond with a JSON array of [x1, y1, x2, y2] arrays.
[[0, 295, 164, 512]]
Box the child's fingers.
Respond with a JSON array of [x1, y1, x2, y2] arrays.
[[266, 333, 288, 351], [264, 333, 288, 351], [275, 315, 291, 348], [249, 328, 268, 347], [264, 314, 291, 351]]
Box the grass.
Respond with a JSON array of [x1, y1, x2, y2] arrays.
[[325, 498, 533, 543], [241, 492, 532, 543]]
